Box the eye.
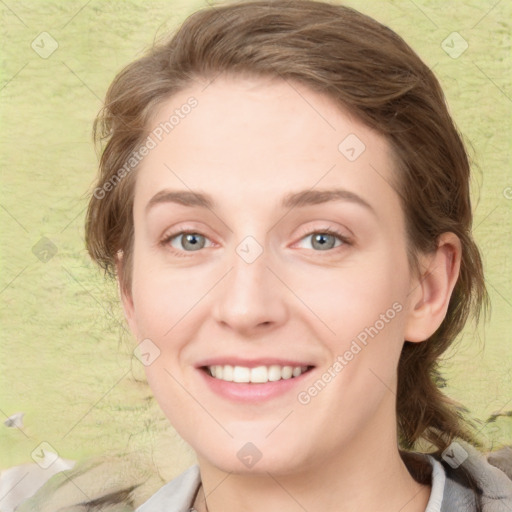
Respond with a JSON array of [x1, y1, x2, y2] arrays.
[[296, 227, 350, 251], [160, 226, 351, 256], [163, 231, 214, 254]]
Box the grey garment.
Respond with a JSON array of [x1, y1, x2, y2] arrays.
[[136, 440, 512, 512], [437, 441, 512, 511]]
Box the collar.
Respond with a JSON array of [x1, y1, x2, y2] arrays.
[[136, 440, 512, 512]]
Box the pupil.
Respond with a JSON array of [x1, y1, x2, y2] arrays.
[[184, 233, 203, 251], [313, 233, 334, 250]]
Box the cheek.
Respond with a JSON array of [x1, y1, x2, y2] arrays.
[[298, 255, 408, 337], [143, 361, 197, 438], [303, 251, 409, 397], [129, 251, 198, 337]]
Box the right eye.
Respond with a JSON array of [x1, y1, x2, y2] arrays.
[[162, 231, 215, 255]]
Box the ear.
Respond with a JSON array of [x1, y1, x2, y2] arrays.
[[115, 250, 138, 337], [404, 232, 461, 343]]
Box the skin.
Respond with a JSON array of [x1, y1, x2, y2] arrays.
[[119, 76, 461, 512]]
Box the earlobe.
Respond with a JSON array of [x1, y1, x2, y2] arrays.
[[404, 233, 461, 343]]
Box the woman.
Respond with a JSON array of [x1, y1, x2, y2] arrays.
[[85, 1, 512, 511]]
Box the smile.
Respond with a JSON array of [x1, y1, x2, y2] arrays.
[[206, 365, 311, 383]]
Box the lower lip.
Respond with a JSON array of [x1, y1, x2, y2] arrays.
[[197, 368, 313, 403]]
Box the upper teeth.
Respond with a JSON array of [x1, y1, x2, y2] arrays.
[[208, 365, 308, 383]]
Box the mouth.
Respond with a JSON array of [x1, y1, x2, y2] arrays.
[[201, 364, 314, 384], [196, 357, 316, 402]]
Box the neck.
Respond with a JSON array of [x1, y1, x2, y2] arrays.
[[194, 416, 431, 512]]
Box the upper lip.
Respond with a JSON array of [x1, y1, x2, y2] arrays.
[[195, 357, 315, 369]]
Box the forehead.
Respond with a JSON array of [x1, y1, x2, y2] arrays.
[[134, 76, 401, 219]]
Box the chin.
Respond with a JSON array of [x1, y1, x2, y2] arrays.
[[193, 434, 311, 476]]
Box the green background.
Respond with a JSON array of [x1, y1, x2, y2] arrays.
[[1, 0, 511, 477]]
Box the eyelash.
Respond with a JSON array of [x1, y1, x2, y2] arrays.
[[160, 226, 351, 258]]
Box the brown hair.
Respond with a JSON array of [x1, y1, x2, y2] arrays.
[[85, 0, 488, 454]]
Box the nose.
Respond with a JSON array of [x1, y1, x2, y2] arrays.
[[211, 240, 288, 336]]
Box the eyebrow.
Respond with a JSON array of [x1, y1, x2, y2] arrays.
[[145, 188, 376, 216]]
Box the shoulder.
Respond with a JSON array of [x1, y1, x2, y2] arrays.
[[135, 464, 201, 512], [433, 440, 512, 511]]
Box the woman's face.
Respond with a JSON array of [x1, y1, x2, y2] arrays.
[[122, 76, 423, 475]]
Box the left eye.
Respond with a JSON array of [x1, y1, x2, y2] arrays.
[[297, 230, 346, 251]]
